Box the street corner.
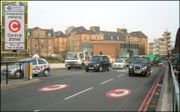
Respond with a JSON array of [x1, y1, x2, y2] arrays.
[[1, 79, 41, 91]]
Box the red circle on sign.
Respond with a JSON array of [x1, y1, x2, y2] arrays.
[[38, 84, 70, 92], [9, 20, 21, 32], [106, 89, 132, 98]]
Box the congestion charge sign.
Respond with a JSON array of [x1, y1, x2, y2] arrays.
[[5, 5, 25, 50], [106, 89, 132, 98]]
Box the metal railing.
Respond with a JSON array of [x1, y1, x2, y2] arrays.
[[169, 61, 180, 111], [1, 61, 30, 85]]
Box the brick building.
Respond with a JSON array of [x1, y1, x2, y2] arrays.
[[67, 26, 91, 52], [54, 31, 68, 53], [66, 26, 148, 60], [28, 27, 55, 56]]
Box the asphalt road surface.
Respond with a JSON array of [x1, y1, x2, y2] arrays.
[[1, 66, 163, 111]]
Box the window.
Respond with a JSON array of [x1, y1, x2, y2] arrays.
[[111, 36, 113, 40], [34, 40, 38, 43], [30, 59, 37, 65], [91, 35, 93, 39], [49, 46, 51, 50], [38, 59, 46, 64], [34, 45, 38, 50], [96, 37, 98, 40], [117, 37, 119, 40], [41, 45, 44, 50], [100, 36, 103, 40], [83, 35, 86, 40], [41, 40, 44, 43], [28, 32, 30, 36], [34, 31, 38, 37], [41, 32, 45, 38], [48, 32, 51, 37]]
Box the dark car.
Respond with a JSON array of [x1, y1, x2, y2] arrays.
[[128, 55, 151, 77], [85, 55, 111, 72]]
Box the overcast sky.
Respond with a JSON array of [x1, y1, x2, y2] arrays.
[[28, 1, 179, 45]]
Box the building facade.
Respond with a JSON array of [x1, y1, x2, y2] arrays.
[[54, 31, 68, 53], [28, 27, 55, 56], [148, 31, 172, 56]]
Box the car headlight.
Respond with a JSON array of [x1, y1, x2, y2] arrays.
[[129, 66, 132, 68], [142, 66, 147, 70]]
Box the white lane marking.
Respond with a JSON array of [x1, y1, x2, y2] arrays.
[[117, 74, 126, 77], [65, 87, 93, 100], [100, 78, 114, 85], [34, 110, 40, 112]]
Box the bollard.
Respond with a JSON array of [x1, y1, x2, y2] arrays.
[[29, 63, 32, 80]]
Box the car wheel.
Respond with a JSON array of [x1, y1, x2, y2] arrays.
[[68, 67, 71, 70], [44, 69, 50, 76], [15, 71, 23, 79], [145, 72, 148, 77], [86, 69, 89, 72], [107, 66, 111, 71], [99, 66, 103, 72]]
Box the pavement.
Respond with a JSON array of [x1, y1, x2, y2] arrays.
[[50, 63, 65, 69], [156, 64, 172, 111], [1, 63, 65, 91]]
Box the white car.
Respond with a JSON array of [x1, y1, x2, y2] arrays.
[[112, 59, 126, 69], [1, 58, 50, 78]]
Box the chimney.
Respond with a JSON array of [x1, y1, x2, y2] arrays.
[[117, 28, 127, 35], [90, 26, 100, 33]]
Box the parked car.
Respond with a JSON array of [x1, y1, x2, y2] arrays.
[[112, 59, 126, 69], [128, 55, 151, 77], [85, 55, 111, 72], [1, 57, 50, 78], [158, 62, 163, 66]]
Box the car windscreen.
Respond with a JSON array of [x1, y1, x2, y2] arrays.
[[66, 52, 80, 60], [115, 60, 124, 62], [91, 56, 102, 62], [132, 57, 148, 64]]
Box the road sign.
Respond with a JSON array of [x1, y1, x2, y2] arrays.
[[38, 84, 70, 92], [9, 20, 21, 32], [106, 89, 132, 98], [4, 5, 25, 50]]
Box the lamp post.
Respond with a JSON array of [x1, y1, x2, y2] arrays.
[[128, 35, 130, 53]]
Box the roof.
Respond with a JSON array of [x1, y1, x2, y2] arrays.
[[101, 31, 126, 41], [71, 26, 90, 33], [130, 31, 147, 38], [55, 31, 66, 37], [28, 27, 54, 38]]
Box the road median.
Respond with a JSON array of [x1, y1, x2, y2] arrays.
[[50, 63, 66, 69]]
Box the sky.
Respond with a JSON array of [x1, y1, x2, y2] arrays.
[[28, 1, 179, 46]]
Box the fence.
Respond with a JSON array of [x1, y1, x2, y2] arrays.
[[169, 61, 180, 111], [1, 61, 31, 85]]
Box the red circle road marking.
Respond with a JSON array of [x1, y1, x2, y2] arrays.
[[38, 84, 70, 92], [9, 20, 21, 32], [106, 89, 132, 98]]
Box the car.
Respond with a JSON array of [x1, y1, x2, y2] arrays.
[[158, 62, 163, 66], [85, 55, 111, 72], [1, 57, 50, 78], [112, 59, 126, 69], [128, 55, 151, 77]]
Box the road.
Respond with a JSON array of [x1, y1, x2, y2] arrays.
[[1, 66, 164, 111]]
